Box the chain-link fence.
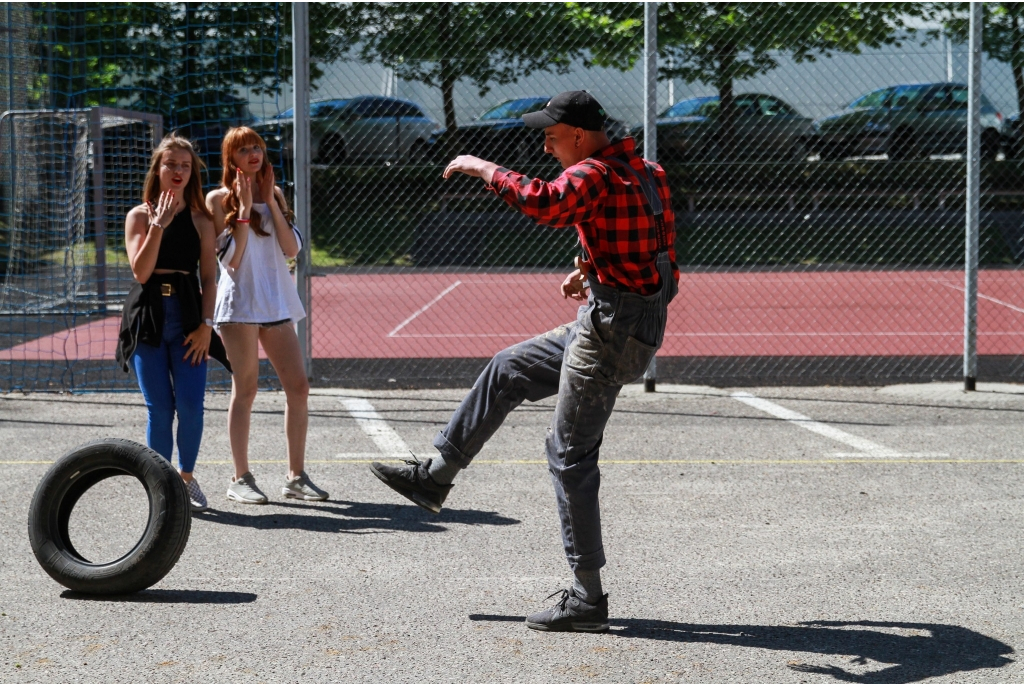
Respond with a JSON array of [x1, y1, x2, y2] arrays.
[[5, 2, 1024, 391]]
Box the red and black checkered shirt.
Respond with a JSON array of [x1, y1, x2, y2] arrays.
[[489, 137, 677, 296]]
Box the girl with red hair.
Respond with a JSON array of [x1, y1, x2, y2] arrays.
[[206, 126, 327, 504]]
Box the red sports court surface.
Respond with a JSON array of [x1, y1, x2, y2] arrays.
[[4, 270, 1024, 362]]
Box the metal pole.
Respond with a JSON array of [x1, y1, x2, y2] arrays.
[[292, 2, 313, 380], [643, 1, 658, 393], [946, 34, 953, 82], [964, 2, 982, 391], [89, 108, 106, 312]]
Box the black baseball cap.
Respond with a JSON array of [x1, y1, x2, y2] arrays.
[[522, 91, 607, 131]]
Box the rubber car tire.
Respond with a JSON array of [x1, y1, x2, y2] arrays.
[[28, 438, 191, 595], [317, 134, 346, 165], [981, 129, 1000, 161], [888, 129, 921, 161]]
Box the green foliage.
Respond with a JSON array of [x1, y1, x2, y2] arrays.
[[569, 3, 927, 154], [327, 2, 625, 130], [930, 3, 1024, 115], [30, 3, 347, 124]]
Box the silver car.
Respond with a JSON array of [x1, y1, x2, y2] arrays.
[[253, 96, 440, 166], [631, 93, 816, 161]]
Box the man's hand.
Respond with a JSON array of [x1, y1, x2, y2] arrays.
[[560, 268, 589, 301], [443, 155, 499, 184]]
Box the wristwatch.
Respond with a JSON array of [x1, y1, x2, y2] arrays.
[[203, 318, 215, 327]]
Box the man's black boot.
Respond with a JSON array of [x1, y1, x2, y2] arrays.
[[525, 588, 609, 633], [369, 458, 453, 514]]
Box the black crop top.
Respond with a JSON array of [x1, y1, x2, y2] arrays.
[[154, 208, 201, 273]]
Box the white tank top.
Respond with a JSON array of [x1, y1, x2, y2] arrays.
[[213, 202, 306, 325]]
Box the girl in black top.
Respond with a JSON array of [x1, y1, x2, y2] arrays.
[[117, 134, 226, 512]]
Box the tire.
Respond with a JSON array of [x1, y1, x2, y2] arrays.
[[981, 129, 1000, 161], [408, 139, 428, 164], [28, 438, 191, 595], [819, 141, 847, 161], [786, 139, 809, 162], [888, 129, 920, 161], [316, 134, 346, 165]]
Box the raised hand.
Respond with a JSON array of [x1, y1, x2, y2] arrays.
[[443, 155, 498, 182], [145, 190, 176, 229], [233, 171, 253, 211]]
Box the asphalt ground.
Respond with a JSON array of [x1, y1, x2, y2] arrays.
[[2, 382, 1024, 683]]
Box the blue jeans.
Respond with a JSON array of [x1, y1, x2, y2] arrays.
[[433, 269, 671, 572], [131, 294, 207, 473]]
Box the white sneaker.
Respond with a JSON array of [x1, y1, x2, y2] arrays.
[[185, 477, 208, 512], [227, 472, 268, 504], [282, 471, 329, 501]]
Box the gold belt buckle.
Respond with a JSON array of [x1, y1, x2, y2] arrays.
[[160, 283, 173, 296]]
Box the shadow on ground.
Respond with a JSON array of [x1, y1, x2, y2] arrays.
[[61, 589, 257, 604], [193, 499, 519, 534], [469, 615, 1013, 682]]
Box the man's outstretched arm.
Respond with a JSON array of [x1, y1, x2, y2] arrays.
[[444, 154, 606, 228]]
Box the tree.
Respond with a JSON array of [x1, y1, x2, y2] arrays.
[[570, 3, 928, 156], [327, 2, 602, 131], [932, 3, 1024, 118], [32, 3, 346, 125]]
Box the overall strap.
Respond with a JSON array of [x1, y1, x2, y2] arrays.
[[603, 156, 669, 253]]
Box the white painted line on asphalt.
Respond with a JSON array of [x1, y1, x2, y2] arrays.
[[387, 280, 462, 337], [339, 397, 411, 459], [730, 391, 947, 458]]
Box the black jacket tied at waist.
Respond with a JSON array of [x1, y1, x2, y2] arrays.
[[115, 271, 231, 373]]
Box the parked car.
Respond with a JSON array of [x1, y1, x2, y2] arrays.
[[629, 93, 815, 162], [432, 97, 630, 166], [1002, 112, 1024, 159], [812, 82, 1003, 160], [252, 96, 440, 166]]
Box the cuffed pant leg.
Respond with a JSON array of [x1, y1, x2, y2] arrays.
[[434, 323, 570, 469]]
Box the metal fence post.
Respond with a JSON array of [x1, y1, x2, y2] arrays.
[[642, 0, 658, 393], [964, 2, 982, 391], [293, 2, 313, 381], [88, 108, 106, 313]]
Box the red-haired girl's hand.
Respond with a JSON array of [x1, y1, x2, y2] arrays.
[[233, 171, 253, 212], [258, 164, 276, 205]]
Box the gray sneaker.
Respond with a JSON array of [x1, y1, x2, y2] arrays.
[[227, 472, 268, 504], [282, 471, 329, 501], [185, 477, 208, 512]]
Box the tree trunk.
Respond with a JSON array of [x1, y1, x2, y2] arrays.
[[179, 3, 199, 128], [717, 43, 737, 160], [438, 2, 457, 131], [1014, 13, 1024, 124]]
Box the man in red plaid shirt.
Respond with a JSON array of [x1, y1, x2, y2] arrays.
[[371, 91, 678, 633]]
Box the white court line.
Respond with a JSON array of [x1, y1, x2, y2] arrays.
[[731, 391, 947, 458], [339, 397, 411, 459], [663, 331, 962, 337], [387, 280, 462, 337], [932, 279, 1024, 315]]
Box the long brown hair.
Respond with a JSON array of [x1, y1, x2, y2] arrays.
[[142, 134, 212, 219], [220, 126, 294, 237]]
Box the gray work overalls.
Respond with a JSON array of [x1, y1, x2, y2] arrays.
[[433, 156, 677, 572]]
